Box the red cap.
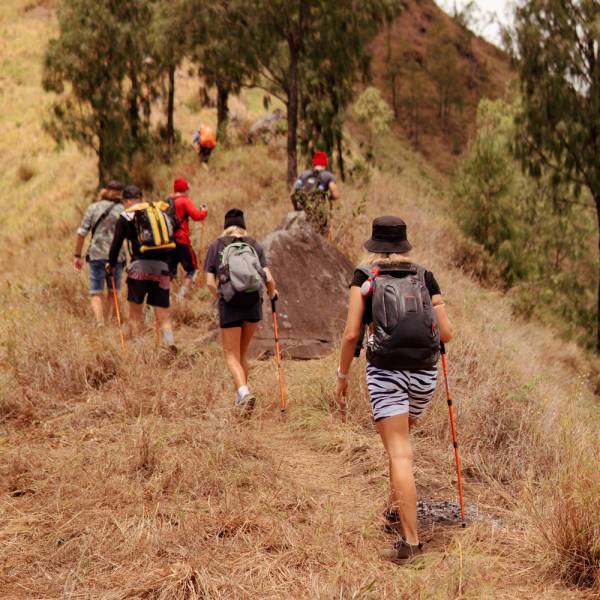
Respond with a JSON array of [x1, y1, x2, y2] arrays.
[[312, 151, 329, 168], [173, 178, 189, 194]]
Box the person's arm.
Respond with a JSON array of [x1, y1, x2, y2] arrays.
[[74, 206, 93, 271], [328, 181, 340, 200], [107, 217, 127, 270], [206, 272, 218, 300], [192, 132, 201, 154], [432, 294, 454, 343], [183, 196, 207, 221], [264, 267, 277, 299], [73, 234, 85, 272], [335, 286, 366, 410]]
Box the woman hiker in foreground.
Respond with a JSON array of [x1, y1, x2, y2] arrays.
[[205, 209, 277, 412], [335, 216, 454, 563]]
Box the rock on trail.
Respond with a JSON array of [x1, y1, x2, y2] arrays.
[[251, 211, 353, 359]]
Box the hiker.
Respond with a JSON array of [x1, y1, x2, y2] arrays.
[[106, 185, 176, 349], [192, 124, 217, 164], [204, 208, 277, 411], [167, 177, 208, 302], [335, 216, 454, 563], [73, 180, 127, 326], [291, 150, 340, 235]]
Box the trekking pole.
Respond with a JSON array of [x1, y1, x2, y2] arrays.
[[271, 296, 286, 415], [440, 342, 466, 525], [196, 219, 206, 288], [110, 275, 126, 352]]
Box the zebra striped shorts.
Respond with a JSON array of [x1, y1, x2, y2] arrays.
[[366, 364, 438, 422]]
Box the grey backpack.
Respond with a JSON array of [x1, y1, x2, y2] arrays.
[[362, 263, 440, 370], [218, 237, 266, 302]]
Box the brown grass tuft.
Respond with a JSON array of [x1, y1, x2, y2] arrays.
[[16, 163, 35, 183]]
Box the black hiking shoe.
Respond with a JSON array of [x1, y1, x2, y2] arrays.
[[383, 508, 404, 535], [380, 538, 424, 564]]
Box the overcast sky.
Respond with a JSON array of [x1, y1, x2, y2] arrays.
[[435, 0, 514, 46]]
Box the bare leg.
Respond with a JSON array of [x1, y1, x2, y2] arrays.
[[221, 327, 246, 389], [128, 302, 144, 338], [104, 292, 114, 321], [90, 294, 104, 324], [153, 306, 174, 345], [376, 414, 419, 545], [389, 417, 419, 506], [239, 321, 259, 382]]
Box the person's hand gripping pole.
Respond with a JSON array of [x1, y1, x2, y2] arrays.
[[271, 295, 286, 415]]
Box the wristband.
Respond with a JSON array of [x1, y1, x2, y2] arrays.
[[337, 368, 349, 380], [74, 254, 81, 258]]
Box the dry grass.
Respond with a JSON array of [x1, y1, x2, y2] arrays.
[[1, 1, 600, 598]]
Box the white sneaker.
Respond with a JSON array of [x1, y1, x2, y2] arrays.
[[235, 392, 256, 414]]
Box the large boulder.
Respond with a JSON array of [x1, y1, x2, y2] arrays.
[[247, 109, 286, 144], [251, 212, 354, 359]]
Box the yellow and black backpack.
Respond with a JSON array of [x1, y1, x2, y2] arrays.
[[126, 201, 176, 253]]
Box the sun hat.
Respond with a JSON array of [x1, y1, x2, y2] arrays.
[[312, 151, 329, 168], [364, 216, 412, 254], [224, 208, 245, 229], [173, 177, 190, 193]]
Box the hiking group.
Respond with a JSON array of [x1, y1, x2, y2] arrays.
[[74, 151, 456, 564]]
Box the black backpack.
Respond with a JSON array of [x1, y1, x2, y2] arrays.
[[361, 263, 440, 370], [164, 196, 181, 232], [294, 169, 328, 199]]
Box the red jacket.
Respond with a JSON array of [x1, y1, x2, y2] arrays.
[[173, 194, 207, 245]]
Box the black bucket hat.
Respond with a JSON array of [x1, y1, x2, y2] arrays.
[[364, 216, 412, 254], [224, 208, 246, 229]]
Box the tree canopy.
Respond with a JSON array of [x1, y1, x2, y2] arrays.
[[514, 0, 600, 348]]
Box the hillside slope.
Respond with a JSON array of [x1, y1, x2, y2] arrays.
[[1, 1, 599, 598], [370, 0, 513, 172]]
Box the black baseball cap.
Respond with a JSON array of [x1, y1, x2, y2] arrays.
[[122, 185, 142, 200], [106, 180, 125, 192]]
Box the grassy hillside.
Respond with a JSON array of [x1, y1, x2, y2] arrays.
[[1, 1, 599, 598], [370, 0, 513, 172]]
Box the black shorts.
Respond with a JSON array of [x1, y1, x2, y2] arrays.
[[199, 146, 213, 160], [127, 278, 170, 308], [218, 293, 262, 328], [221, 318, 260, 329], [170, 242, 198, 278]]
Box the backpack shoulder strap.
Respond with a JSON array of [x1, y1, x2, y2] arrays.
[[355, 265, 371, 278], [91, 201, 118, 238], [408, 263, 427, 285]]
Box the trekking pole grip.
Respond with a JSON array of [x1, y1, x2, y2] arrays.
[[271, 297, 277, 313], [440, 341, 446, 355]]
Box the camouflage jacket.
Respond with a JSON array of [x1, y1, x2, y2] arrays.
[[77, 200, 126, 262]]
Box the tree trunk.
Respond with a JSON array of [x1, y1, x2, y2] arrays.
[[286, 42, 299, 198], [166, 64, 176, 147], [336, 131, 345, 183], [391, 74, 399, 120], [594, 202, 600, 354], [216, 82, 229, 142], [129, 72, 140, 146], [98, 116, 107, 186]]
